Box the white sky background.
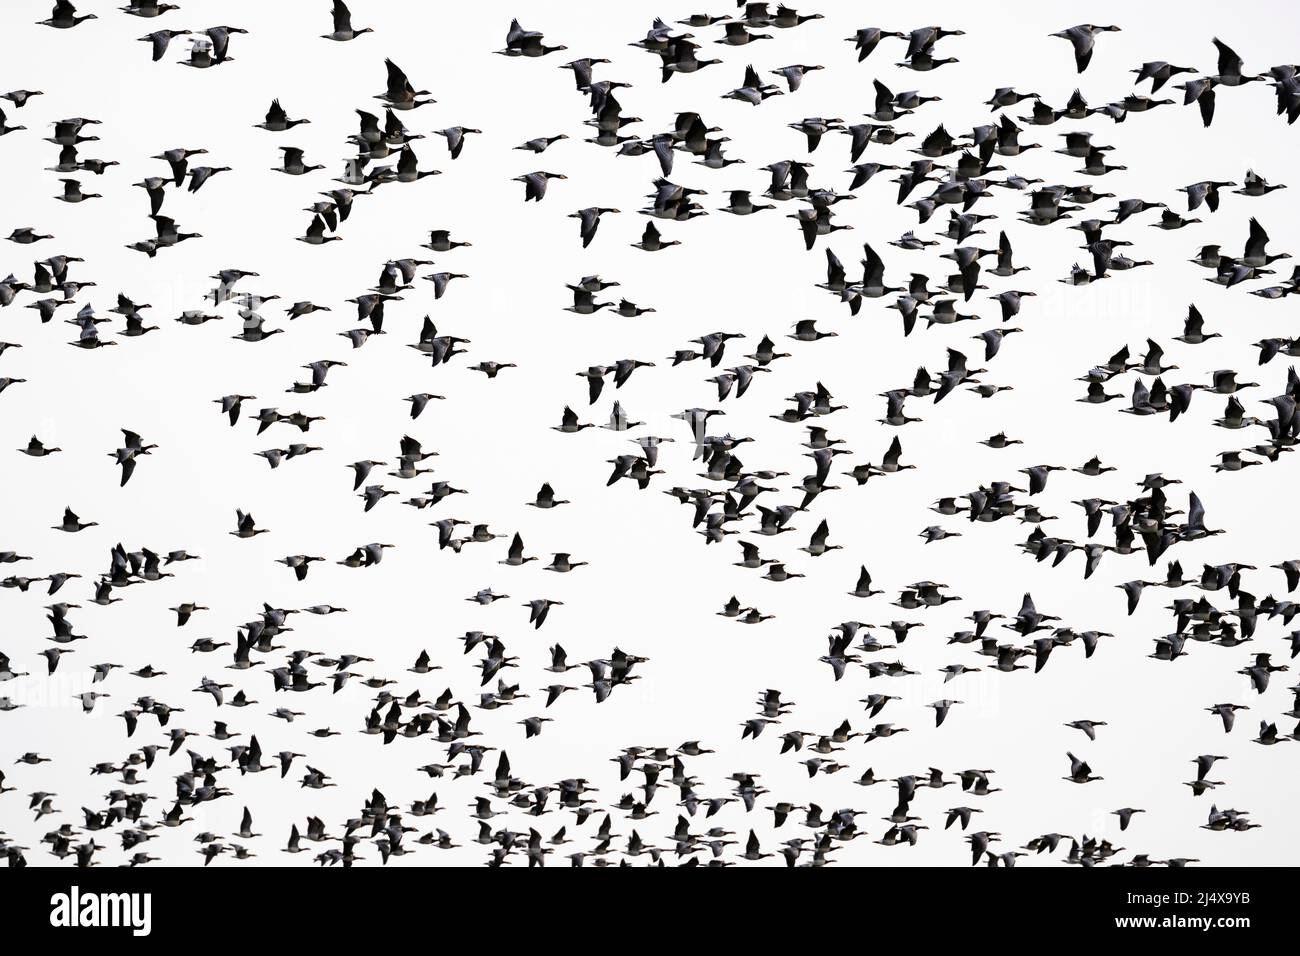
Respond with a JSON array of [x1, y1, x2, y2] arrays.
[[1, 0, 1299, 866]]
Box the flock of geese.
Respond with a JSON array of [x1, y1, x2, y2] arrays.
[[1, 1, 1298, 867]]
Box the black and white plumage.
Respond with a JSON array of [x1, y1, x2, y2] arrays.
[[0, 4, 1296, 877]]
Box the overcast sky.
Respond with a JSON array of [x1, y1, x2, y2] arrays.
[[1, 0, 1298, 866]]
